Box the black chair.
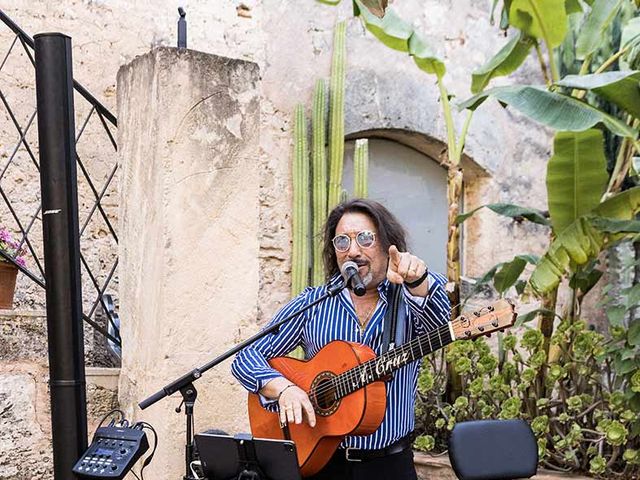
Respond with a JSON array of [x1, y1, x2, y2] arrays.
[[448, 419, 538, 480]]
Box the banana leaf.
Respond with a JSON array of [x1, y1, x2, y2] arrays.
[[408, 33, 446, 78], [589, 217, 640, 233], [569, 266, 603, 296], [515, 308, 558, 326], [494, 255, 536, 294], [456, 202, 550, 225], [354, 0, 446, 78], [575, 0, 624, 60], [529, 187, 640, 293], [565, 0, 583, 13], [465, 254, 538, 299], [509, 0, 568, 48], [556, 71, 640, 119], [471, 31, 535, 93], [458, 85, 638, 138], [358, 0, 390, 18], [354, 0, 412, 52], [620, 17, 640, 70], [546, 130, 608, 234]]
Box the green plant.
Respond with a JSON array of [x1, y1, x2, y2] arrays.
[[312, 79, 328, 286], [291, 105, 311, 296], [291, 20, 371, 293], [415, 321, 640, 476], [353, 139, 369, 198]]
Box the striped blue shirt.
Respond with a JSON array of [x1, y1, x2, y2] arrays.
[[231, 272, 451, 450]]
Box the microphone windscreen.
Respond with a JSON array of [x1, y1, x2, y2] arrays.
[[341, 261, 359, 277]]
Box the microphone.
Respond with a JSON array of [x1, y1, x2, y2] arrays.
[[341, 261, 366, 296]]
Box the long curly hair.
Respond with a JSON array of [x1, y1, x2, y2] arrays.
[[322, 198, 407, 280]]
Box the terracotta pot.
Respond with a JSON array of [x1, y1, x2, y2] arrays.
[[0, 261, 18, 309]]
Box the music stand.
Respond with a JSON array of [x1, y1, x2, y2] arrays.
[[195, 432, 301, 480]]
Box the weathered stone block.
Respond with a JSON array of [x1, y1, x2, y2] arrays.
[[117, 47, 260, 479]]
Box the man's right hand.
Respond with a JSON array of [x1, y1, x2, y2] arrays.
[[278, 384, 316, 427], [260, 377, 316, 427]]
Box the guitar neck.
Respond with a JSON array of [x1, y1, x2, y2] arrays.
[[332, 322, 455, 399]]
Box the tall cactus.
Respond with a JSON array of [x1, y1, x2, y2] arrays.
[[353, 138, 369, 198], [327, 20, 347, 212], [312, 79, 328, 284], [291, 20, 368, 290], [292, 104, 310, 296]]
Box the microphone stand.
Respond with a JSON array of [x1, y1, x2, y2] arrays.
[[138, 280, 346, 480]]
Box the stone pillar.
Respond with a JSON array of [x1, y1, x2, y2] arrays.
[[117, 47, 260, 478]]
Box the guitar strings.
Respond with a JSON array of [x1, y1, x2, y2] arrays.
[[310, 321, 453, 400], [312, 321, 453, 400], [310, 306, 477, 400], [310, 304, 512, 401], [322, 304, 512, 400]]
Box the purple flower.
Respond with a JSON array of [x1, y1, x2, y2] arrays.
[[0, 228, 27, 269], [0, 229, 11, 242]]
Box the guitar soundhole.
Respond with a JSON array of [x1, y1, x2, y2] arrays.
[[310, 372, 340, 417]]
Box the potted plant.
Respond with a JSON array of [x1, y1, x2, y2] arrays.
[[0, 228, 26, 309]]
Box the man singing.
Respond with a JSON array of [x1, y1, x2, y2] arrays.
[[232, 198, 450, 479]]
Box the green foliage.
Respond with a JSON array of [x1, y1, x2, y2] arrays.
[[291, 105, 310, 296], [556, 71, 640, 119], [292, 20, 371, 288], [354, 0, 446, 78], [471, 31, 535, 93], [575, 0, 625, 59], [530, 187, 640, 293], [415, 320, 640, 476], [509, 0, 568, 48], [328, 21, 347, 211], [463, 254, 539, 300], [312, 80, 328, 285], [458, 85, 638, 138], [455, 202, 550, 226], [413, 434, 435, 452], [353, 139, 369, 198], [620, 17, 640, 69], [546, 130, 609, 234]]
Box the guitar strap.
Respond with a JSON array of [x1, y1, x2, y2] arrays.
[[381, 283, 406, 354]]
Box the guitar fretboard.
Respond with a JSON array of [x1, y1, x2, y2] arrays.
[[318, 322, 454, 401]]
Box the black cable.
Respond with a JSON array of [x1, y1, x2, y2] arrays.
[[135, 421, 158, 480], [130, 469, 141, 480], [94, 409, 125, 437]]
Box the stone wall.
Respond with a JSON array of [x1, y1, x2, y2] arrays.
[[0, 311, 119, 480]]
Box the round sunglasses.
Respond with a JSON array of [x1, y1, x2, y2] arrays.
[[332, 230, 376, 252]]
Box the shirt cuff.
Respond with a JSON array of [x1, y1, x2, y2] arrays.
[[257, 375, 284, 409]]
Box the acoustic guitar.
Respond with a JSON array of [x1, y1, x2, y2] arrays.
[[248, 299, 516, 477]]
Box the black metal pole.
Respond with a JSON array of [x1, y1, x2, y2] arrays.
[[34, 32, 88, 480], [178, 7, 187, 48]]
